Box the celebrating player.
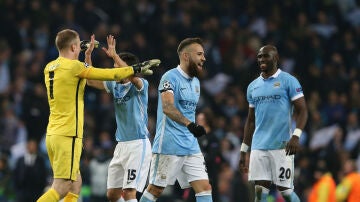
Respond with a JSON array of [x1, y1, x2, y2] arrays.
[[87, 35, 152, 202], [139, 37, 213, 202], [37, 29, 159, 202], [239, 45, 308, 202]]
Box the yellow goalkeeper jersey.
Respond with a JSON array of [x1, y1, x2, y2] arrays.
[[44, 56, 134, 138], [44, 57, 88, 138]]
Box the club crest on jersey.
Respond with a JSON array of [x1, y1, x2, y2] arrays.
[[273, 82, 280, 88]]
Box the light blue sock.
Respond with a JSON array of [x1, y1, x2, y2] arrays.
[[195, 191, 213, 202], [139, 190, 157, 202], [260, 193, 268, 202], [117, 197, 125, 202], [139, 196, 154, 202], [125, 199, 138, 202], [281, 189, 300, 202], [289, 192, 300, 202]]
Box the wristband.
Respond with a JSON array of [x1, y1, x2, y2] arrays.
[[293, 128, 302, 138], [240, 143, 249, 152]]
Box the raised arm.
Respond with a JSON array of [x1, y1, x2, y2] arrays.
[[87, 35, 119, 90], [102, 35, 127, 67], [84, 35, 160, 87], [84, 35, 96, 66], [129, 77, 143, 90]]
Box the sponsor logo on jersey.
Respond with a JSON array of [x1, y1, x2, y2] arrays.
[[253, 95, 281, 103], [179, 100, 197, 111]]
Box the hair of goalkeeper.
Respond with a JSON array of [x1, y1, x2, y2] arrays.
[[118, 52, 139, 66], [55, 29, 79, 51]]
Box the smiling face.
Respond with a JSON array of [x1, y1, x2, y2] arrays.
[[177, 38, 206, 78], [257, 45, 279, 77]]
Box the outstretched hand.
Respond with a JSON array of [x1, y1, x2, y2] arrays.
[[132, 59, 161, 75], [81, 35, 99, 53], [82, 35, 98, 65], [102, 35, 117, 58]]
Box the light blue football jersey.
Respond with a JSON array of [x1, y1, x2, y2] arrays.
[[104, 79, 149, 142], [152, 66, 201, 155], [247, 69, 304, 150]]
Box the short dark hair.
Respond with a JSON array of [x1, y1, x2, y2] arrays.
[[118, 52, 139, 66], [177, 37, 203, 55]]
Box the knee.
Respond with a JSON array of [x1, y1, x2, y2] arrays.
[[204, 183, 212, 191], [191, 180, 212, 193], [147, 184, 164, 198], [122, 188, 137, 200], [69, 174, 82, 195], [107, 189, 122, 202], [52, 180, 72, 198]]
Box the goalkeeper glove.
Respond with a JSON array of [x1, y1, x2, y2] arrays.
[[80, 40, 100, 51], [187, 122, 206, 137], [132, 59, 161, 75]]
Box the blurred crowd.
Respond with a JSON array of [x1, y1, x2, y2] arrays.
[[1, 0, 360, 201]]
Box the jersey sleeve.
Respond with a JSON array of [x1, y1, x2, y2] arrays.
[[76, 64, 134, 81], [104, 81, 115, 94], [138, 78, 148, 94], [288, 76, 304, 101], [159, 72, 176, 94], [246, 83, 255, 108], [71, 60, 89, 75]]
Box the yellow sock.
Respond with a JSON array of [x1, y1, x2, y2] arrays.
[[63, 192, 79, 202], [37, 188, 60, 202]]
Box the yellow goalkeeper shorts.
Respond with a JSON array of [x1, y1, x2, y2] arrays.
[[46, 135, 82, 180]]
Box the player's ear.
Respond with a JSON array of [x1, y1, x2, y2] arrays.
[[70, 43, 76, 53], [183, 52, 190, 61]]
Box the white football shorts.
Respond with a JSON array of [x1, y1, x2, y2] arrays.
[[149, 153, 209, 189], [248, 149, 295, 188], [107, 138, 152, 192]]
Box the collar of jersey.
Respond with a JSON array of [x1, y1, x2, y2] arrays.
[[177, 65, 191, 79], [260, 68, 282, 80], [116, 81, 131, 86]]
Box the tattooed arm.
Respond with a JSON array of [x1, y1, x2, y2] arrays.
[[161, 91, 191, 126]]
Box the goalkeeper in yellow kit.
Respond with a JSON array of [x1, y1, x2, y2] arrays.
[[37, 29, 160, 202]]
